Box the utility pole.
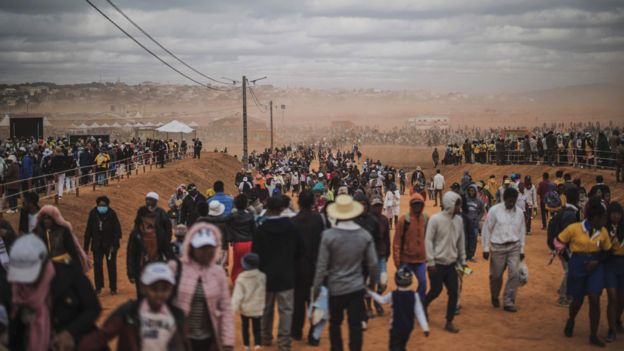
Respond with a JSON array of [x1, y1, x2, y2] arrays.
[[270, 100, 273, 151], [242, 75, 248, 169]]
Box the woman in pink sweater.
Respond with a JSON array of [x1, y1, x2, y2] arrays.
[[174, 222, 234, 351]]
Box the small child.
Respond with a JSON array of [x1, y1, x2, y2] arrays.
[[368, 268, 429, 351], [79, 262, 187, 350], [231, 252, 266, 351], [171, 224, 187, 257]]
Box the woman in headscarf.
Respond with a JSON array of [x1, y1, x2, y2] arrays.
[[174, 223, 234, 351], [35, 205, 90, 273]]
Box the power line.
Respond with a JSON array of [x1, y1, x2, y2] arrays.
[[104, 0, 232, 86], [85, 0, 233, 91], [248, 86, 267, 112]]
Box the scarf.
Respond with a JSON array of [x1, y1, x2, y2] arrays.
[[12, 261, 56, 351]]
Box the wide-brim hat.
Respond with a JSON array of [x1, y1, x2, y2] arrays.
[[327, 195, 364, 220], [208, 200, 225, 216]]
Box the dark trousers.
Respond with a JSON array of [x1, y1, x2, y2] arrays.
[[434, 189, 442, 206], [6, 188, 19, 209], [190, 337, 213, 351], [540, 201, 547, 229], [466, 227, 478, 260], [525, 209, 532, 233], [389, 330, 411, 351], [329, 290, 365, 351], [424, 263, 458, 322], [292, 276, 312, 339], [93, 250, 117, 291], [241, 315, 261, 347]]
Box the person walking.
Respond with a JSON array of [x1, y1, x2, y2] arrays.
[[482, 187, 526, 313], [174, 223, 235, 351], [180, 184, 207, 227], [537, 172, 554, 229], [226, 194, 257, 283], [423, 191, 465, 333], [464, 184, 485, 262], [291, 190, 325, 344], [210, 180, 234, 215], [433, 169, 444, 207], [313, 195, 378, 351], [555, 197, 611, 347], [393, 193, 428, 301], [432, 148, 439, 168], [231, 252, 266, 351], [8, 234, 101, 351], [83, 196, 122, 295], [140, 191, 173, 240], [253, 197, 300, 351]]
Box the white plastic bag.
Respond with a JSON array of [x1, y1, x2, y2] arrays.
[[519, 261, 529, 286]]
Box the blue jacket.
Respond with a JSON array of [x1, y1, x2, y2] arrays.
[[19, 155, 33, 179], [210, 192, 234, 215]]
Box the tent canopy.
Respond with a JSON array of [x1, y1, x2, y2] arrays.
[[156, 120, 194, 133]]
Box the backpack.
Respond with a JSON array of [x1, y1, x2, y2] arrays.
[[400, 213, 429, 255], [544, 189, 561, 210], [546, 207, 575, 260]]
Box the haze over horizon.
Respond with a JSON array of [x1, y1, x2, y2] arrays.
[[1, 0, 623, 94]]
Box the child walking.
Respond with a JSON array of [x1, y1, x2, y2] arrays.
[[369, 267, 429, 351], [79, 262, 188, 350], [231, 252, 266, 350]]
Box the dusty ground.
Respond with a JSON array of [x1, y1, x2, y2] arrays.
[[3, 148, 624, 350]]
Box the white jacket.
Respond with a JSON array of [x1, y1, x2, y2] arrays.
[[231, 269, 266, 317]]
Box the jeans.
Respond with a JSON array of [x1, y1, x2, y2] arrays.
[[489, 242, 522, 307], [242, 315, 261, 347], [329, 290, 365, 351], [400, 262, 427, 301], [389, 330, 411, 351], [434, 189, 443, 206], [292, 273, 313, 340], [424, 263, 458, 322], [93, 249, 117, 291], [466, 226, 478, 260], [525, 209, 532, 233], [262, 289, 294, 350]]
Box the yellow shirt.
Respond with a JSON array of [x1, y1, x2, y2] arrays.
[[558, 222, 611, 253], [609, 225, 624, 256]]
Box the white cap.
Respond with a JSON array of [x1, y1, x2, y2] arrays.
[[208, 200, 225, 216], [190, 227, 217, 248], [8, 234, 48, 284], [141, 262, 175, 285], [146, 192, 159, 201]]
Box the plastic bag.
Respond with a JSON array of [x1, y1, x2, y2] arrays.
[[519, 261, 529, 286]]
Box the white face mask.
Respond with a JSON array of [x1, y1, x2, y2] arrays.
[[147, 205, 156, 212]]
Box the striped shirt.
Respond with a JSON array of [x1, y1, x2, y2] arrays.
[[187, 278, 213, 340]]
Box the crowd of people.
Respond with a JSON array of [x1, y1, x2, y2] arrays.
[[0, 141, 622, 351], [0, 136, 206, 213]]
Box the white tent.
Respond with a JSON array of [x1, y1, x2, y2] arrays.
[[156, 122, 164, 127], [134, 122, 144, 127], [123, 122, 134, 128], [100, 123, 110, 128], [156, 120, 194, 133], [78, 123, 89, 129], [144, 122, 155, 127], [111, 122, 122, 128], [70, 123, 79, 128], [188, 121, 199, 127], [90, 122, 101, 128]]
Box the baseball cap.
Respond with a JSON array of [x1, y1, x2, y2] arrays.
[[7, 234, 48, 284], [141, 262, 175, 285], [146, 192, 159, 201], [190, 228, 217, 248]]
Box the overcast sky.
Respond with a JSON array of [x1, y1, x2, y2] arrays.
[[1, 0, 623, 93]]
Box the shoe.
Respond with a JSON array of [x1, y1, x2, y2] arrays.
[[445, 322, 460, 334], [589, 335, 606, 348], [491, 298, 500, 308], [564, 319, 575, 337], [556, 297, 569, 307], [503, 305, 517, 313], [606, 330, 616, 343], [254, 346, 262, 350], [468, 258, 477, 263], [362, 321, 368, 330], [307, 337, 320, 347], [375, 306, 384, 317]]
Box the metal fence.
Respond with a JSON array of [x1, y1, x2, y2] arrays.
[[1, 149, 195, 213]]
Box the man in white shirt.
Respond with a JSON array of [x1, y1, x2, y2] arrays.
[[432, 169, 445, 208], [482, 187, 526, 312]]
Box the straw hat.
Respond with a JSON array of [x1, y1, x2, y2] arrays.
[[327, 195, 364, 220]]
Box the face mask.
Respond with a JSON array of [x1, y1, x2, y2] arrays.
[[147, 205, 156, 212], [97, 206, 108, 214]]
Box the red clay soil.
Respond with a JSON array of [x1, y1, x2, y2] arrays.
[[3, 150, 623, 350]]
